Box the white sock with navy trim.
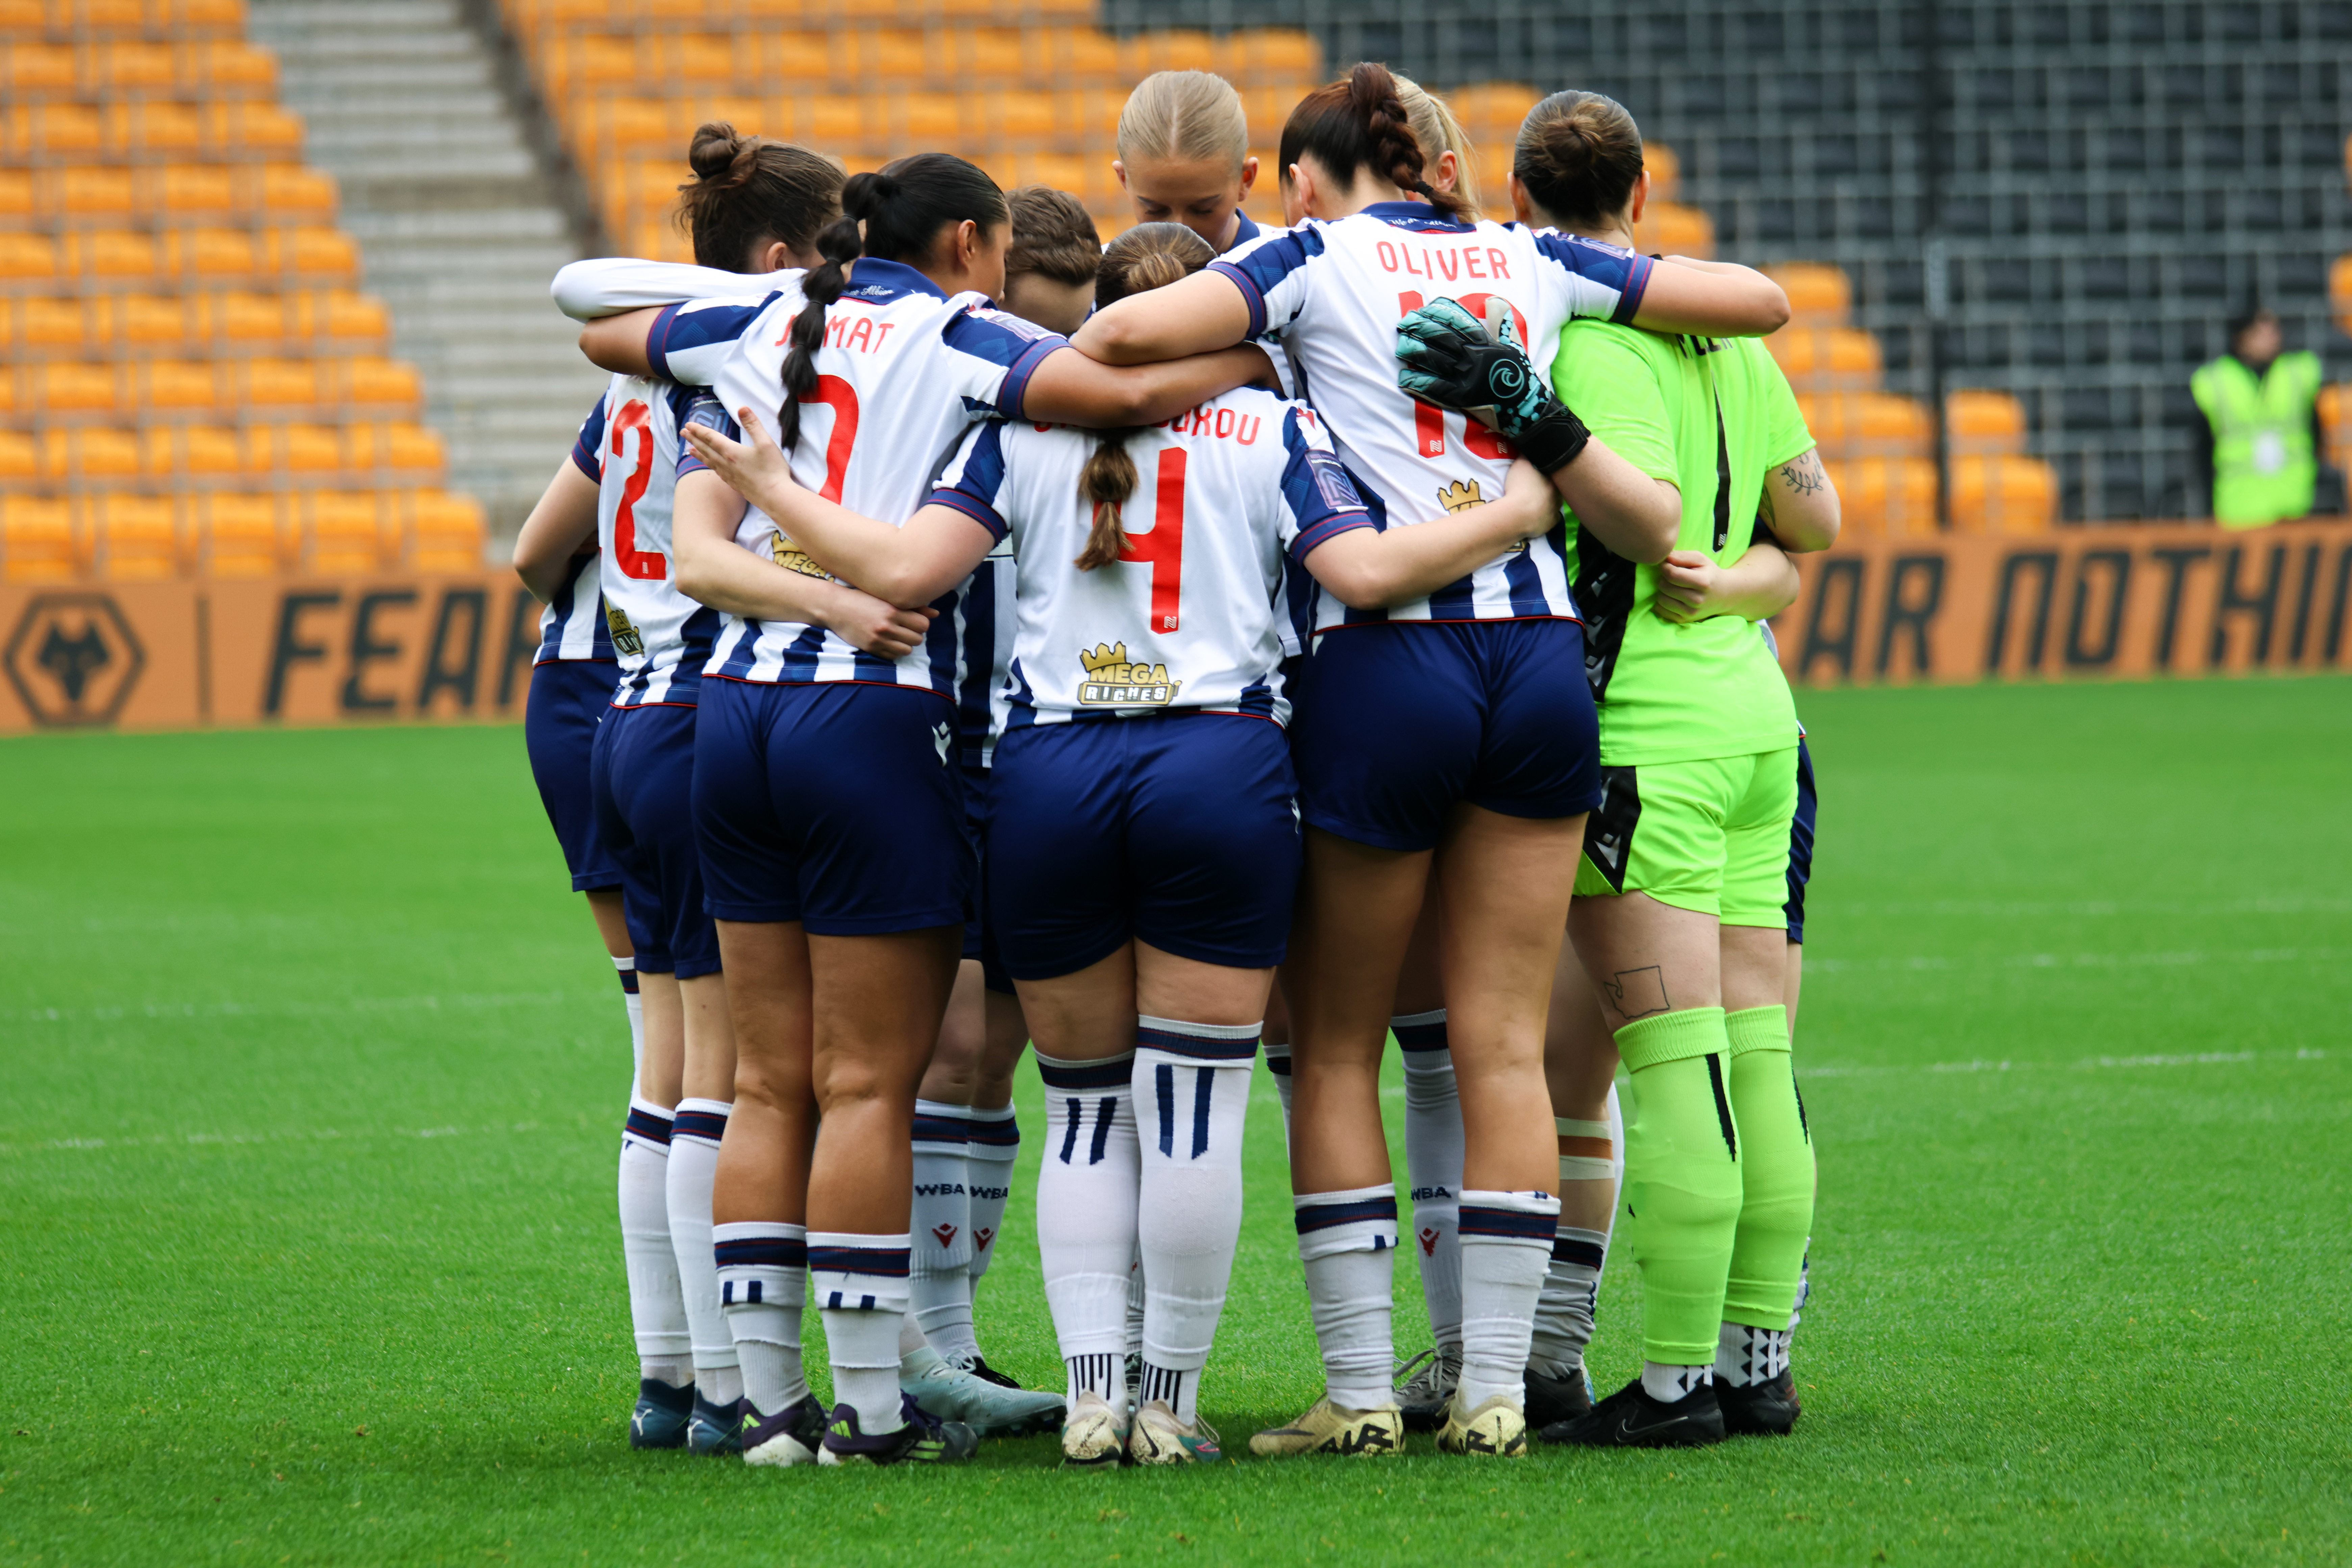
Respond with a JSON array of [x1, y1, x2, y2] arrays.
[[1456, 1189, 1560, 1411], [613, 956, 643, 1085], [810, 1231, 913, 1432], [1262, 1039, 1294, 1145], [714, 1222, 808, 1418], [668, 1098, 740, 1405], [1133, 1017, 1256, 1425], [964, 1103, 1019, 1294], [1531, 1098, 1620, 1380], [909, 1100, 977, 1363], [619, 1099, 688, 1385], [1033, 1051, 1138, 1404], [1294, 1184, 1400, 1411], [1394, 1009, 1463, 1357]]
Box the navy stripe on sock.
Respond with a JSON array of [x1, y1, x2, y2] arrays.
[[1550, 1234, 1606, 1268], [1155, 1063, 1175, 1157], [1037, 1056, 1134, 1091], [912, 1111, 971, 1145], [1392, 1021, 1448, 1052], [1136, 1025, 1258, 1061], [623, 1106, 673, 1145], [616, 969, 641, 995], [672, 1108, 728, 1143], [1460, 1205, 1557, 1242], [1189, 1063, 1214, 1158], [966, 1115, 1020, 1148], [714, 1234, 807, 1269], [1265, 1052, 1292, 1077], [1088, 1097, 1116, 1165], [807, 1246, 909, 1278], [1294, 1196, 1398, 1233]]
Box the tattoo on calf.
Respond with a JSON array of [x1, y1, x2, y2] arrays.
[[1604, 965, 1671, 1021]]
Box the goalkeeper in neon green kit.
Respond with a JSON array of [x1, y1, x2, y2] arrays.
[[1398, 88, 1839, 1447]]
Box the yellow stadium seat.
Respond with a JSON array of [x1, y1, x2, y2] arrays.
[[4, 102, 103, 159], [312, 289, 389, 344], [93, 490, 180, 579], [1766, 327, 1882, 389], [340, 356, 422, 409], [196, 489, 281, 576], [1120, 31, 1215, 76], [4, 295, 91, 354], [32, 360, 120, 414], [1797, 392, 1932, 458], [1644, 143, 1680, 202], [409, 489, 486, 572], [1766, 263, 1854, 325], [0, 233, 61, 281], [1823, 456, 1938, 537], [40, 424, 141, 480], [302, 488, 385, 572], [138, 356, 221, 412], [1213, 29, 1318, 80], [0, 431, 34, 485], [114, 291, 191, 347], [1633, 201, 1712, 258], [1948, 454, 2055, 534], [142, 420, 242, 479], [1, 494, 79, 581], [64, 228, 155, 282], [2330, 254, 2352, 338], [0, 43, 78, 97], [1945, 389, 2026, 455], [236, 356, 314, 408], [1446, 83, 1540, 144]]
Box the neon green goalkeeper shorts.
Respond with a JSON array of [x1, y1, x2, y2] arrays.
[[1575, 746, 1800, 927]]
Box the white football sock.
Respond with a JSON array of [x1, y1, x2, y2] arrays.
[[1788, 1244, 1810, 1332], [810, 1231, 913, 1432], [1717, 1321, 1794, 1388], [964, 1104, 1019, 1294], [667, 1099, 739, 1400], [1530, 1106, 1619, 1379], [1643, 1362, 1714, 1403], [1394, 1009, 1463, 1356], [1124, 1247, 1146, 1363], [613, 956, 644, 1085], [1294, 1184, 1399, 1410], [619, 1099, 690, 1382], [909, 1100, 977, 1363], [714, 1221, 807, 1417], [1033, 1051, 1138, 1401], [1456, 1189, 1559, 1410], [1133, 1018, 1256, 1427], [1262, 1038, 1294, 1144]]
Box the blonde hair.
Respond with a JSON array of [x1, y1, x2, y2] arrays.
[[1116, 69, 1250, 171], [1392, 75, 1483, 217]]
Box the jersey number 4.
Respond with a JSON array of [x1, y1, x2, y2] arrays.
[[1119, 447, 1185, 633], [609, 400, 667, 581]]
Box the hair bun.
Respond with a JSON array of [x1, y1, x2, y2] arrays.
[[687, 122, 744, 182], [841, 170, 898, 219]]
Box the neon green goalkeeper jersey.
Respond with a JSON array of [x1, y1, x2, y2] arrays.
[[1551, 322, 1815, 765]]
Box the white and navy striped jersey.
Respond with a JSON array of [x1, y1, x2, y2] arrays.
[[1210, 204, 1655, 633], [533, 397, 617, 665], [953, 545, 1016, 768], [651, 259, 1067, 698], [582, 374, 725, 708], [928, 390, 1372, 730]]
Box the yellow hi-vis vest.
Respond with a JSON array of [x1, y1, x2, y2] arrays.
[[2191, 350, 2320, 529]]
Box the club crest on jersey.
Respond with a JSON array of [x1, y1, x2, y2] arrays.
[[1438, 479, 1484, 513], [603, 604, 645, 658], [1077, 641, 1180, 707], [770, 532, 830, 580]]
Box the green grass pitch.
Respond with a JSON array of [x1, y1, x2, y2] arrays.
[[4, 677, 2349, 1566]]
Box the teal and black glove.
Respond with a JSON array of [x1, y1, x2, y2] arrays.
[[1396, 297, 1591, 474]]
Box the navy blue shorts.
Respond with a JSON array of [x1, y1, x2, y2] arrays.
[[524, 657, 621, 892], [960, 764, 1015, 994], [591, 701, 721, 978], [1785, 736, 1817, 944], [988, 713, 1300, 980], [1288, 619, 1601, 852], [693, 679, 971, 936]]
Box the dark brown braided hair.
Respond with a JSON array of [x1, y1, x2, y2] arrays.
[[1277, 62, 1469, 224]]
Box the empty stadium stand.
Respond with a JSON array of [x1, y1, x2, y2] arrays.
[[0, 0, 487, 582], [1100, 0, 2352, 521]]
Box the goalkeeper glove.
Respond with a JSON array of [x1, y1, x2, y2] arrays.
[[1395, 297, 1591, 474]]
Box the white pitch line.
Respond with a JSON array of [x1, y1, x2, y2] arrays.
[[1808, 946, 2348, 976], [1, 1120, 555, 1157], [1799, 1048, 2326, 1079], [13, 990, 602, 1026]]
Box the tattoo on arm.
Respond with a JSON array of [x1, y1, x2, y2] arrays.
[[1778, 450, 1827, 498], [1604, 965, 1671, 1021]]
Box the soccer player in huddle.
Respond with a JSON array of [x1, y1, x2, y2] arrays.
[[1399, 88, 1837, 1447]]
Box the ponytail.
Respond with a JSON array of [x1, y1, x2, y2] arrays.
[[1278, 62, 1470, 224], [775, 153, 1009, 453], [1074, 223, 1217, 571], [1514, 91, 1645, 232]]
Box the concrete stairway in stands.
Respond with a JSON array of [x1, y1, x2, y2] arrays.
[[248, 0, 606, 539]]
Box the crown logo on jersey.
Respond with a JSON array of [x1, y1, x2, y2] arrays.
[[1437, 479, 1484, 513], [603, 605, 645, 659], [771, 531, 832, 581], [1077, 641, 1181, 707]]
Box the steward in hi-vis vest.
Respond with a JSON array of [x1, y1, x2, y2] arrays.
[[2191, 310, 2322, 529]]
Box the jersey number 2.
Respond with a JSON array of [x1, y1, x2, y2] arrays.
[[609, 400, 667, 581], [1119, 448, 1185, 633]]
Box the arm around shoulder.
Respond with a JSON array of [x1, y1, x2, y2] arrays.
[[1630, 259, 1791, 339]]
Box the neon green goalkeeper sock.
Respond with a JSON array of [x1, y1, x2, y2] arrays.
[[1616, 1007, 1743, 1367], [1720, 1004, 1815, 1330]]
